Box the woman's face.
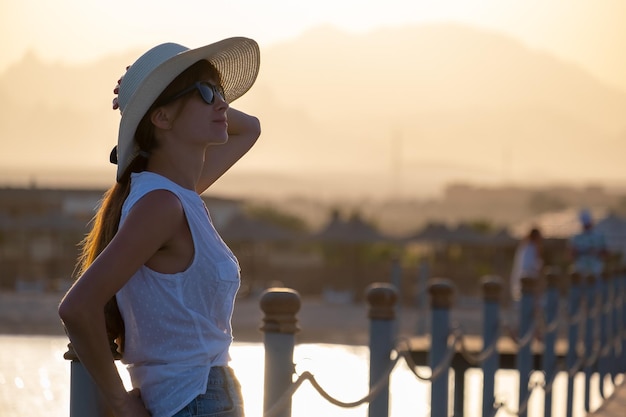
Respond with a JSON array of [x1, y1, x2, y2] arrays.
[[162, 77, 230, 146]]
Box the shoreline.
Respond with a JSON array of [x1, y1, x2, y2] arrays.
[[0, 291, 486, 346]]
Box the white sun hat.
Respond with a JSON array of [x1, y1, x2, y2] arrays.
[[112, 37, 260, 182]]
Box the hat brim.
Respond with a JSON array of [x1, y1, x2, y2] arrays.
[[116, 37, 260, 182]]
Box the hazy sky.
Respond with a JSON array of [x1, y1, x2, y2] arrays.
[[2, 0, 626, 92], [2, 0, 626, 198]]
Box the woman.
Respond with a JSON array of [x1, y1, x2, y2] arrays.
[[58, 37, 261, 417]]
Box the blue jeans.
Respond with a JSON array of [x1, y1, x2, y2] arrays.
[[172, 366, 245, 417]]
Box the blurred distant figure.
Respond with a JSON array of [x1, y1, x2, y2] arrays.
[[569, 209, 608, 279], [510, 227, 543, 303], [506, 227, 544, 340]]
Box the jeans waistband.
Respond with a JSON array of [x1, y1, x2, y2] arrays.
[[210, 366, 239, 388], [208, 366, 243, 408]]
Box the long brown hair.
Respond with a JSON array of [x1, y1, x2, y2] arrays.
[[75, 60, 222, 352]]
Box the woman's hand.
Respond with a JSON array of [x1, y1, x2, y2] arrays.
[[196, 107, 261, 193], [115, 389, 151, 417]]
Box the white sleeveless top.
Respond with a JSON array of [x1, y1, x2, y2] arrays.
[[115, 171, 240, 417]]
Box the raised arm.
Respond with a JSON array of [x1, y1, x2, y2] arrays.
[[196, 107, 261, 194]]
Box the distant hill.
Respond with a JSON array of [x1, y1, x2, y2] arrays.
[[1, 23, 625, 199]]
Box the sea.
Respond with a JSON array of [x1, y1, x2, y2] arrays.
[[0, 334, 599, 417]]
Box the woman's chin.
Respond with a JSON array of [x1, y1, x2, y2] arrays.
[[208, 136, 229, 146]]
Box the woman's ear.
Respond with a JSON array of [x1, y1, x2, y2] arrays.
[[150, 106, 172, 130]]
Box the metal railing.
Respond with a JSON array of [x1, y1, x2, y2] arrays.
[[258, 268, 626, 417]]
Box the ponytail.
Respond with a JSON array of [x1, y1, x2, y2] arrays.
[[76, 179, 130, 352]]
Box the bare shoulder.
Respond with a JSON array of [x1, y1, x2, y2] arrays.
[[134, 189, 184, 213], [122, 189, 185, 235]]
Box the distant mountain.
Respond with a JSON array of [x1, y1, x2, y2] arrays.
[[1, 24, 625, 199]]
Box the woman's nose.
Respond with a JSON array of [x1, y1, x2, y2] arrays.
[[214, 93, 229, 110]]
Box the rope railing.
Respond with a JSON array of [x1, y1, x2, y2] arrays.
[[262, 361, 402, 417], [496, 376, 545, 417], [264, 327, 461, 417], [263, 323, 497, 417], [567, 305, 586, 328], [542, 310, 561, 336], [567, 352, 587, 378], [398, 331, 462, 381], [456, 327, 499, 365], [394, 337, 441, 381]]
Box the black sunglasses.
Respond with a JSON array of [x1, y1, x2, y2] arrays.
[[159, 81, 226, 106]]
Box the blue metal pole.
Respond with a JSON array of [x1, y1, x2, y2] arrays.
[[367, 284, 398, 417], [428, 279, 454, 417], [67, 358, 111, 416], [415, 260, 429, 335], [583, 274, 597, 412], [566, 271, 582, 417], [63, 339, 121, 416], [598, 272, 610, 399], [390, 258, 402, 338], [260, 288, 301, 417], [610, 270, 620, 380], [481, 276, 502, 417], [517, 276, 537, 417], [542, 270, 560, 417], [620, 269, 626, 373]]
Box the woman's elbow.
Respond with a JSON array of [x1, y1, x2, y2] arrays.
[[58, 292, 94, 328], [58, 295, 79, 326], [249, 116, 261, 140]]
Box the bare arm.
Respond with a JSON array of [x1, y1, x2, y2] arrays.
[[58, 191, 184, 416], [196, 107, 261, 193]]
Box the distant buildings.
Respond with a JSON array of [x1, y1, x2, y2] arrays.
[[2, 183, 622, 299], [0, 186, 243, 292]]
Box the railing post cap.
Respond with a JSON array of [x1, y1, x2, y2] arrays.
[[259, 287, 301, 334], [569, 269, 582, 285], [480, 275, 502, 302], [366, 283, 397, 320], [521, 276, 539, 293], [63, 340, 122, 361], [543, 266, 561, 287], [63, 342, 78, 361], [428, 278, 454, 309]]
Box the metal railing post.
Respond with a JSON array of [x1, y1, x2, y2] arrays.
[[620, 268, 626, 373], [610, 268, 622, 379], [415, 260, 430, 335], [366, 283, 398, 417], [428, 278, 454, 417], [481, 275, 501, 417], [260, 288, 301, 417], [517, 276, 537, 417], [390, 258, 402, 338], [617, 266, 626, 372], [583, 273, 598, 412], [566, 271, 582, 417], [63, 341, 120, 417], [598, 270, 611, 399], [542, 268, 560, 417]]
